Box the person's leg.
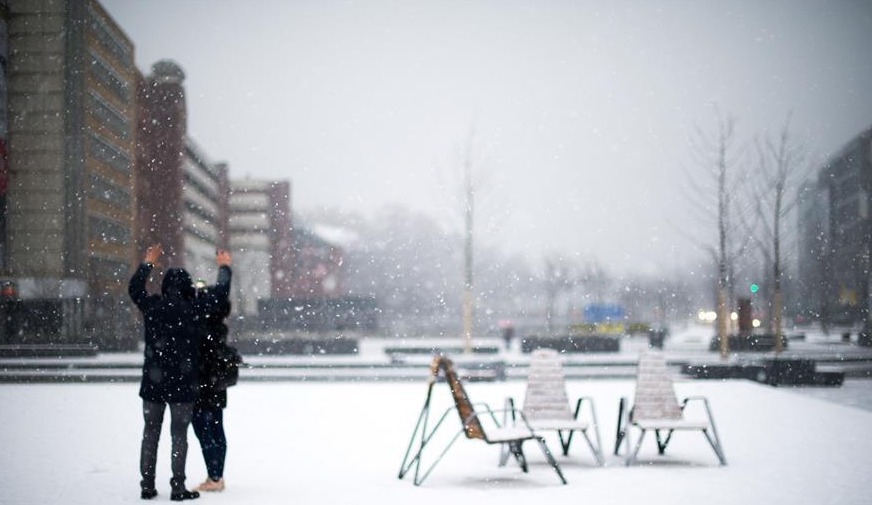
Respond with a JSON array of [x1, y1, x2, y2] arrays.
[[210, 408, 227, 479], [192, 407, 227, 491], [168, 402, 195, 495], [140, 400, 166, 495], [191, 406, 209, 469], [193, 407, 226, 480]]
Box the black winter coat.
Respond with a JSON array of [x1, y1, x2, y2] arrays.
[[195, 271, 233, 410], [129, 264, 231, 403]]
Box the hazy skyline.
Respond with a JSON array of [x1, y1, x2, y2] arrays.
[[101, 0, 872, 275]]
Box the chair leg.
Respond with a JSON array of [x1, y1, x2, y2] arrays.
[[580, 429, 605, 466], [684, 396, 727, 466], [498, 442, 511, 467], [398, 400, 430, 480], [508, 440, 528, 472], [614, 397, 627, 455], [627, 428, 646, 466], [589, 402, 604, 464], [655, 429, 675, 455], [702, 429, 728, 465], [558, 430, 573, 456], [534, 436, 568, 485]]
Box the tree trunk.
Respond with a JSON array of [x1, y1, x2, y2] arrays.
[[717, 285, 729, 359], [773, 197, 784, 354], [462, 148, 474, 354]]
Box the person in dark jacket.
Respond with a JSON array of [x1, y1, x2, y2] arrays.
[[192, 250, 233, 493], [129, 245, 231, 502]]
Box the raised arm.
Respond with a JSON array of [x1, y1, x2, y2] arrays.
[[129, 244, 162, 309], [213, 249, 232, 300]]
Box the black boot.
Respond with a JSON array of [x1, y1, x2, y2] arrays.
[[140, 479, 158, 500], [170, 490, 200, 501]]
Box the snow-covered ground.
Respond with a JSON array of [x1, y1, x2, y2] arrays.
[[2, 377, 871, 504]]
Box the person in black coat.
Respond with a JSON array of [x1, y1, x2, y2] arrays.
[[129, 245, 231, 502], [192, 250, 233, 493]]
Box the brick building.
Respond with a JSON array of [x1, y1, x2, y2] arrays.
[[135, 60, 230, 286], [292, 227, 344, 299]]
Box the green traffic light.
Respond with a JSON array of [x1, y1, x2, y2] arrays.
[[750, 283, 759, 294]]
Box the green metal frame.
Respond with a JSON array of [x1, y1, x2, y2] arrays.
[[398, 356, 567, 486]]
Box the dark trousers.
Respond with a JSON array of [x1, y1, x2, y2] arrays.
[[140, 400, 194, 493], [192, 407, 227, 480]]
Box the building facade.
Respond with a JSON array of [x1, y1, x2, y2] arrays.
[[292, 227, 344, 299], [798, 125, 872, 329], [795, 179, 828, 321], [821, 126, 872, 326], [135, 60, 229, 286], [0, 0, 9, 272], [227, 179, 293, 315], [1, 0, 346, 345], [4, 0, 137, 346]]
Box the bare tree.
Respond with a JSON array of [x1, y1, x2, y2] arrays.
[[749, 113, 811, 353], [436, 128, 499, 353], [684, 109, 748, 358], [578, 259, 610, 308], [542, 253, 577, 335]]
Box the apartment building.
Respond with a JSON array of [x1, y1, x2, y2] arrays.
[[3, 0, 137, 345], [227, 179, 293, 315], [797, 125, 872, 330]]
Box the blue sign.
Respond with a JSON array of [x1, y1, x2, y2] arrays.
[[583, 304, 625, 323]]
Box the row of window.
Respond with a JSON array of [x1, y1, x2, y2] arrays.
[[88, 215, 130, 246], [87, 4, 133, 67], [183, 164, 220, 203], [89, 131, 130, 175], [184, 198, 217, 228], [88, 48, 130, 102], [88, 91, 129, 140], [183, 220, 218, 246], [185, 142, 225, 184], [89, 172, 130, 208], [89, 255, 129, 282]]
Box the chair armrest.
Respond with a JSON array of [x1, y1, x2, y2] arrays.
[[680, 396, 712, 414], [680, 396, 722, 437], [572, 396, 596, 421], [479, 406, 536, 431], [464, 402, 532, 430], [572, 395, 604, 459]]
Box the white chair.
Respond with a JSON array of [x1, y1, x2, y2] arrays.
[[614, 350, 727, 466], [506, 348, 604, 466]]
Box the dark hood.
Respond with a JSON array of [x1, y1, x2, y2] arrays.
[[161, 268, 195, 299]]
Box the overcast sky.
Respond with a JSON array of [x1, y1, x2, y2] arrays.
[[101, 0, 872, 276]]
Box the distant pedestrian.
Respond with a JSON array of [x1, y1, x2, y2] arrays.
[[500, 321, 515, 351], [129, 245, 231, 502], [192, 250, 234, 493]]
